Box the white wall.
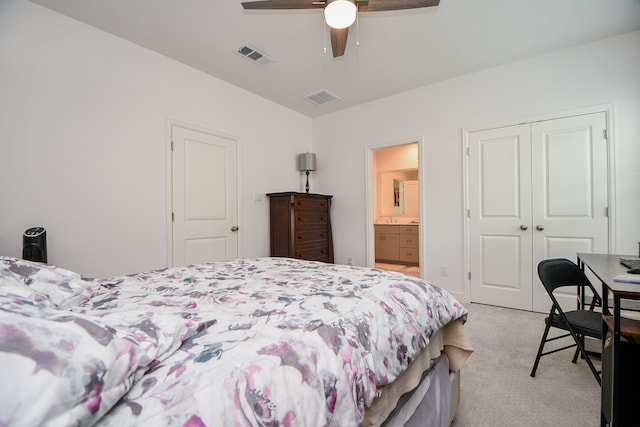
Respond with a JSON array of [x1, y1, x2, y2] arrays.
[[2, 1, 638, 293], [312, 31, 640, 300], [0, 0, 312, 277]]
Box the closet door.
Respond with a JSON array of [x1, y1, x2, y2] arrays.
[[469, 124, 533, 310], [530, 113, 609, 312], [469, 112, 609, 312]]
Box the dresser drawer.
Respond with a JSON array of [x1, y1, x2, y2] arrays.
[[293, 197, 330, 211], [295, 228, 329, 247], [295, 246, 330, 262], [295, 211, 329, 226]]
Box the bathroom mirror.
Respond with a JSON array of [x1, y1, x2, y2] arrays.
[[379, 170, 418, 217]]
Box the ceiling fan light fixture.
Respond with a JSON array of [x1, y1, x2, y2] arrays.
[[324, 0, 356, 29]]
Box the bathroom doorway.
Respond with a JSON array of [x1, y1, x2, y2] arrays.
[[368, 141, 421, 278]]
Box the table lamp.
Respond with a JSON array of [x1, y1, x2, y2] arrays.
[[298, 152, 316, 193]]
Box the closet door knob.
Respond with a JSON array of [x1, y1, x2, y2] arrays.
[[536, 225, 544, 231], [520, 225, 528, 230], [231, 226, 239, 232]]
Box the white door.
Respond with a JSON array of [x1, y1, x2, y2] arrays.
[[469, 124, 533, 310], [530, 114, 609, 312], [171, 125, 239, 266], [469, 112, 608, 311], [404, 180, 419, 217]]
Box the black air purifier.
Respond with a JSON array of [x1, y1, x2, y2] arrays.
[[23, 226, 47, 263]]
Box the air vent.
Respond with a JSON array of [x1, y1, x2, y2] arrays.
[[236, 44, 274, 67], [304, 89, 340, 105]]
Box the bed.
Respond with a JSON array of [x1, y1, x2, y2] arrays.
[[0, 256, 472, 426]]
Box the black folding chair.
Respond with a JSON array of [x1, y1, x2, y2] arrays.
[[530, 258, 602, 385]]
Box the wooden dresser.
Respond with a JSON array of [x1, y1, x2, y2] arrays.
[[267, 192, 334, 263]]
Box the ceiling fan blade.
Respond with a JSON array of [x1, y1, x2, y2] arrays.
[[241, 0, 325, 9], [357, 0, 440, 12], [330, 27, 348, 58]]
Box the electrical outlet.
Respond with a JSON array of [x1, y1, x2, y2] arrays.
[[440, 266, 448, 277], [347, 257, 354, 266]]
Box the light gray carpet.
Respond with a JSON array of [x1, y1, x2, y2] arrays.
[[450, 303, 601, 427]]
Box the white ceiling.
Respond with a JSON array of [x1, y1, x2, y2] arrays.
[[29, 0, 640, 118]]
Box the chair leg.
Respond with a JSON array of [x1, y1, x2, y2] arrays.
[[572, 335, 590, 363], [580, 345, 602, 385], [530, 320, 552, 377], [572, 345, 580, 363], [569, 331, 601, 385]]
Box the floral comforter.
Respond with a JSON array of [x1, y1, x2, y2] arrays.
[[0, 256, 467, 427]]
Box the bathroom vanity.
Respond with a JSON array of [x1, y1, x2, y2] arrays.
[[374, 224, 418, 265]]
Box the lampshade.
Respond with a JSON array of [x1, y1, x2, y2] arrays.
[[298, 152, 317, 171], [324, 0, 357, 29]]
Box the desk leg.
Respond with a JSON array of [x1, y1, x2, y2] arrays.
[[601, 285, 611, 427], [603, 286, 608, 426], [601, 286, 622, 427], [611, 295, 621, 427]]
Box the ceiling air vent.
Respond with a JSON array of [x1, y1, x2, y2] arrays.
[[236, 44, 274, 67], [304, 89, 340, 105]]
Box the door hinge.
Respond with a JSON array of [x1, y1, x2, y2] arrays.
[[605, 207, 609, 217], [604, 129, 608, 140], [466, 146, 470, 156], [172, 212, 175, 222], [467, 209, 470, 218], [468, 272, 471, 280], [171, 140, 174, 151]]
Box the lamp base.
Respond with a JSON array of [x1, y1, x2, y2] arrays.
[[305, 170, 310, 193]]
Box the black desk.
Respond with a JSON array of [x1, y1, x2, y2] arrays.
[[577, 253, 640, 427]]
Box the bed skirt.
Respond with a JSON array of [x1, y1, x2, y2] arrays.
[[363, 318, 472, 426]]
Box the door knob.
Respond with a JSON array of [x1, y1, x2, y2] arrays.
[[520, 225, 528, 230], [231, 226, 239, 232], [536, 225, 544, 231]]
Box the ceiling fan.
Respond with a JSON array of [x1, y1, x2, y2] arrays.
[[241, 0, 440, 58]]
